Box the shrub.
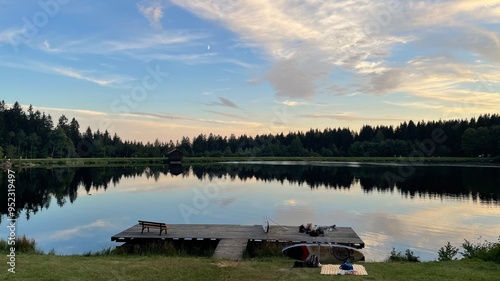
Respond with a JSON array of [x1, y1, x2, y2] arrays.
[[405, 249, 420, 262], [438, 242, 459, 261], [461, 237, 500, 263], [387, 248, 420, 262], [0, 235, 43, 254]]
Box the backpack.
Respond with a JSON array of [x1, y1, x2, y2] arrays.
[[340, 261, 353, 270], [299, 225, 305, 233]]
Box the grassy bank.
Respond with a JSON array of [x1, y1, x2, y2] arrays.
[[2, 254, 499, 281], [5, 156, 499, 168], [6, 157, 169, 168], [184, 156, 499, 165]]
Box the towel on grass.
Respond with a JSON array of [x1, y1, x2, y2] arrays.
[[320, 264, 368, 275]]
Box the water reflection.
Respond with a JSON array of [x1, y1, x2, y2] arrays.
[[1, 163, 498, 223], [0, 162, 499, 260]]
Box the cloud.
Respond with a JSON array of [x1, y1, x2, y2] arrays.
[[31, 106, 107, 117], [298, 112, 402, 122], [171, 0, 500, 101], [279, 100, 299, 107], [138, 0, 166, 29], [129, 111, 260, 127], [170, 1, 409, 99], [205, 110, 245, 120], [0, 28, 25, 45], [136, 52, 217, 64], [32, 32, 207, 56], [50, 66, 131, 86], [363, 68, 404, 94], [388, 56, 500, 116], [206, 97, 240, 109], [275, 100, 337, 108], [263, 44, 332, 99], [0, 60, 134, 87], [131, 52, 255, 68], [42, 40, 61, 53], [384, 101, 444, 110], [128, 112, 195, 122], [104, 32, 204, 52]]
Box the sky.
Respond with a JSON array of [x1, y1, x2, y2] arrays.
[[0, 0, 499, 143]]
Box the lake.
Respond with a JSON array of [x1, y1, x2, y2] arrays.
[[1, 162, 499, 261]]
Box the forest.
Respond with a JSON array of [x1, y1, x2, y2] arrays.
[[0, 100, 499, 159]]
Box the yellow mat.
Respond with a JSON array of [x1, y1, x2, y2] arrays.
[[320, 264, 368, 275]]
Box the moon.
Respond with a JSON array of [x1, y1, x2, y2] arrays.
[[207, 45, 210, 50]]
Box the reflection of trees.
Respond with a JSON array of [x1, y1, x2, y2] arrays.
[[1, 164, 498, 223], [192, 164, 355, 189], [379, 166, 500, 204], [0, 166, 170, 222], [193, 164, 500, 204]]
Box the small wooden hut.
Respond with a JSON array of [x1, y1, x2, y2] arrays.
[[167, 149, 184, 164]]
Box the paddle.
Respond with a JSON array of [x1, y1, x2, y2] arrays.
[[267, 217, 289, 231]]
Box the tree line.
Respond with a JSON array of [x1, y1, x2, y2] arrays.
[[1, 100, 499, 159]]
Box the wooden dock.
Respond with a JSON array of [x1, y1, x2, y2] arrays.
[[111, 224, 365, 260]]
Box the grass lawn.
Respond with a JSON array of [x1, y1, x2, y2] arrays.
[[2, 255, 499, 281]]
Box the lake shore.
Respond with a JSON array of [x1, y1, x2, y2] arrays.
[[5, 156, 500, 168], [2, 254, 499, 281]]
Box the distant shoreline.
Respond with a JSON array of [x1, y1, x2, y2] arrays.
[[3, 156, 499, 168]]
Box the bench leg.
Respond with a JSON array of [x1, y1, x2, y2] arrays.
[[159, 227, 166, 236]]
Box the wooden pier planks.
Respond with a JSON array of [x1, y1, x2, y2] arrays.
[[212, 238, 249, 260], [111, 224, 365, 249]]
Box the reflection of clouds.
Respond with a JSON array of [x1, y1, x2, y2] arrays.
[[351, 203, 500, 261], [282, 199, 299, 207], [217, 197, 237, 208], [275, 199, 315, 226], [47, 219, 110, 241]]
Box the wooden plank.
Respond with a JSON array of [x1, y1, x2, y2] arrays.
[[212, 238, 248, 260], [111, 224, 365, 249]]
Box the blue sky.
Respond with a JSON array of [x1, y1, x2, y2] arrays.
[[1, 0, 499, 142]]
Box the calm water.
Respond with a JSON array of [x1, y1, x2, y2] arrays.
[[1, 162, 499, 261]]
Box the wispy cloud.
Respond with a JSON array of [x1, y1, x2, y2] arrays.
[[33, 32, 207, 56], [128, 111, 195, 122], [128, 111, 259, 127], [206, 97, 240, 109], [51, 66, 132, 86], [43, 40, 60, 53], [384, 101, 444, 110], [0, 59, 134, 87], [0, 28, 21, 43], [104, 32, 204, 52], [32, 106, 108, 117], [136, 52, 217, 64], [275, 100, 336, 108], [135, 52, 255, 68], [298, 112, 402, 122], [279, 100, 299, 107], [205, 110, 245, 120]]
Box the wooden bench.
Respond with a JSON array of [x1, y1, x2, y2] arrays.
[[138, 220, 170, 236]]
